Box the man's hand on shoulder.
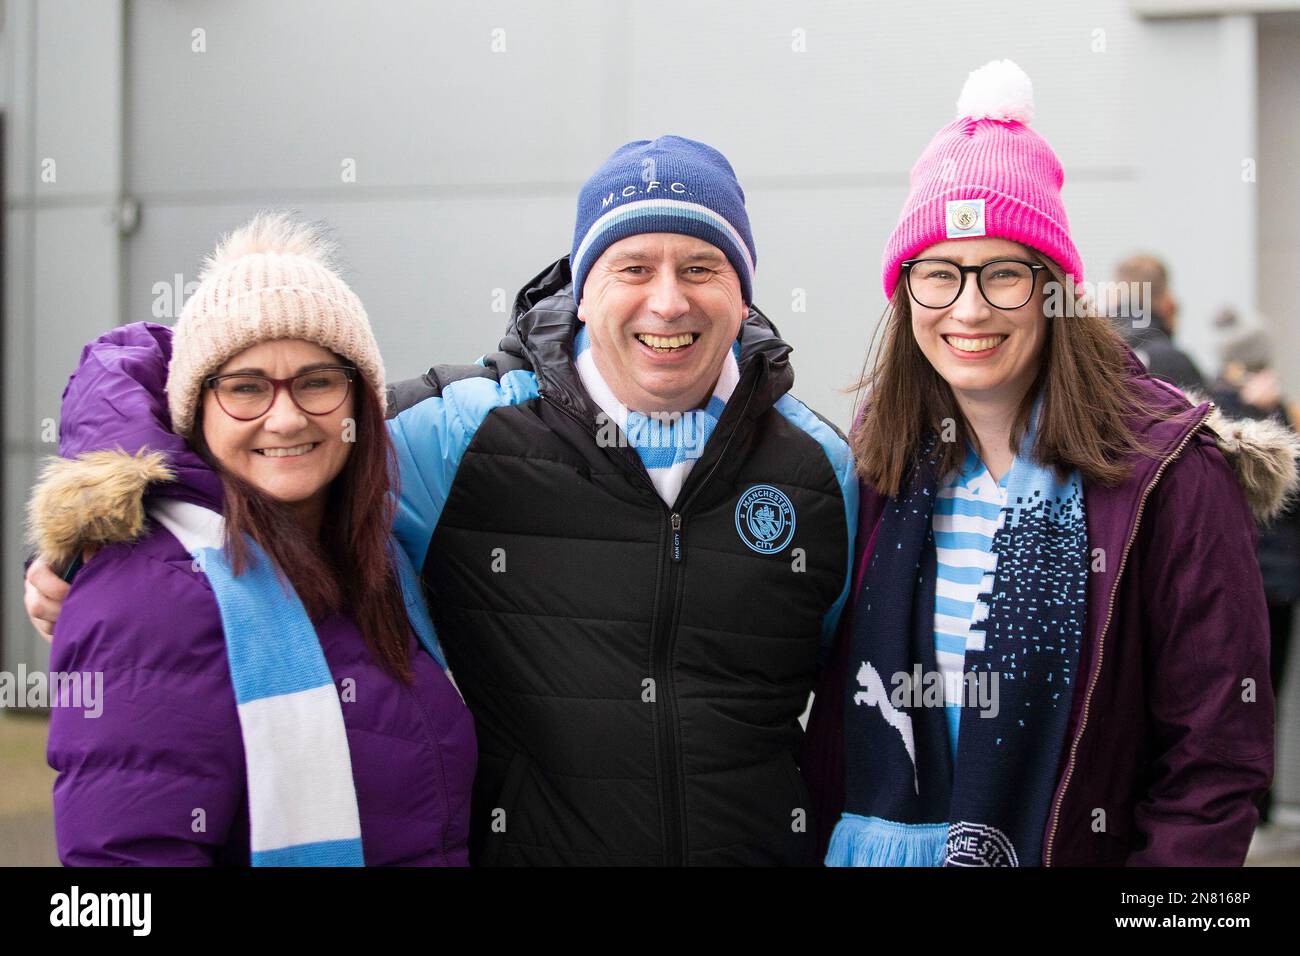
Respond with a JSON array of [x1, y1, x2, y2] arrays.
[[24, 550, 94, 643]]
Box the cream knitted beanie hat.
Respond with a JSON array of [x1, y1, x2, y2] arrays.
[[167, 211, 385, 435]]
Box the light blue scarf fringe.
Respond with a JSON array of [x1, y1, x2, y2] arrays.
[[825, 813, 948, 867]]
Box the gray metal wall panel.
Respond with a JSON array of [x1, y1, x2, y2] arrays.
[[126, 0, 620, 194], [124, 195, 575, 386], [32, 0, 121, 197]]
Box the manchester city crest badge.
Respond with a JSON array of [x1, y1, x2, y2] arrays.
[[734, 484, 796, 555]]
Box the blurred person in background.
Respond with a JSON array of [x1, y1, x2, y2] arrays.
[[1211, 311, 1300, 827], [1111, 252, 1206, 393]]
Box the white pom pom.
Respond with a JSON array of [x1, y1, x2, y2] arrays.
[[956, 59, 1034, 124], [201, 210, 338, 280]]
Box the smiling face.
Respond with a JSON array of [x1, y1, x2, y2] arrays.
[[907, 237, 1049, 410], [576, 233, 747, 414], [199, 339, 355, 528]]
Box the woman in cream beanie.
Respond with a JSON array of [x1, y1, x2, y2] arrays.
[[167, 211, 386, 435], [30, 212, 475, 866]]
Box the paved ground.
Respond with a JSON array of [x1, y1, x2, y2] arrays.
[[2, 711, 1298, 867], [1247, 816, 1300, 866], [0, 712, 58, 866]]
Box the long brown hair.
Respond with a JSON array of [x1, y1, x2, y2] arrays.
[[192, 366, 414, 683], [852, 253, 1163, 496]]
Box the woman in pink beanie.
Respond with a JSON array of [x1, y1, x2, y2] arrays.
[[802, 60, 1293, 866]]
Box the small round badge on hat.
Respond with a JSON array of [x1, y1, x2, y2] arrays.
[[945, 198, 986, 238]]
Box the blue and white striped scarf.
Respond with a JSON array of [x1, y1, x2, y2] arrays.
[[827, 399, 1087, 867], [153, 500, 450, 867], [573, 326, 740, 504]]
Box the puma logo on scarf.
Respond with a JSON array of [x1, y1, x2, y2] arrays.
[[853, 661, 919, 794]]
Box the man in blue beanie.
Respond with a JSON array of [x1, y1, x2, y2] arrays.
[[379, 136, 854, 868], [27, 135, 857, 866]]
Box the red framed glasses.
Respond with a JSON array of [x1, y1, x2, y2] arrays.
[[203, 366, 357, 421]]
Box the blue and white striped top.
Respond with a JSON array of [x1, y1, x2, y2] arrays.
[[573, 326, 739, 505], [933, 445, 1008, 760]]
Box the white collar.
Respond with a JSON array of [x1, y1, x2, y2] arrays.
[[147, 498, 225, 553]]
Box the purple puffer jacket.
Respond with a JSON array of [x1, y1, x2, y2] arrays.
[[803, 361, 1294, 866], [39, 322, 476, 865]]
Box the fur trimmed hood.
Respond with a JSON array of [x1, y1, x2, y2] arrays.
[[27, 449, 176, 571], [25, 322, 223, 573], [1202, 403, 1300, 522]]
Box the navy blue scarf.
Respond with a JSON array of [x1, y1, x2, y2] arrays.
[[827, 413, 1088, 866]]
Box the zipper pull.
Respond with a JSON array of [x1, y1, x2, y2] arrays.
[[670, 513, 683, 562]]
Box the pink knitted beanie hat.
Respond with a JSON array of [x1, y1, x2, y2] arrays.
[[881, 59, 1083, 299], [167, 212, 385, 436]]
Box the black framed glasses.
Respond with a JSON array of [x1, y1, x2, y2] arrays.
[[204, 366, 357, 421], [901, 258, 1047, 310]]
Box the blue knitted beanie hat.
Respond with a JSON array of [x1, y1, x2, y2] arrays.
[[570, 135, 756, 304]]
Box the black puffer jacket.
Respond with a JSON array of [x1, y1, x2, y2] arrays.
[[1121, 324, 1206, 393], [386, 258, 857, 865]]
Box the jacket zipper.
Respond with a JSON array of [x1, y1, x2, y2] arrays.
[[1042, 403, 1213, 865], [401, 673, 456, 864], [649, 374, 760, 864], [542, 367, 761, 865]]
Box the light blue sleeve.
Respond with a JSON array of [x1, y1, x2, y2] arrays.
[[386, 369, 540, 571], [773, 394, 860, 645]]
